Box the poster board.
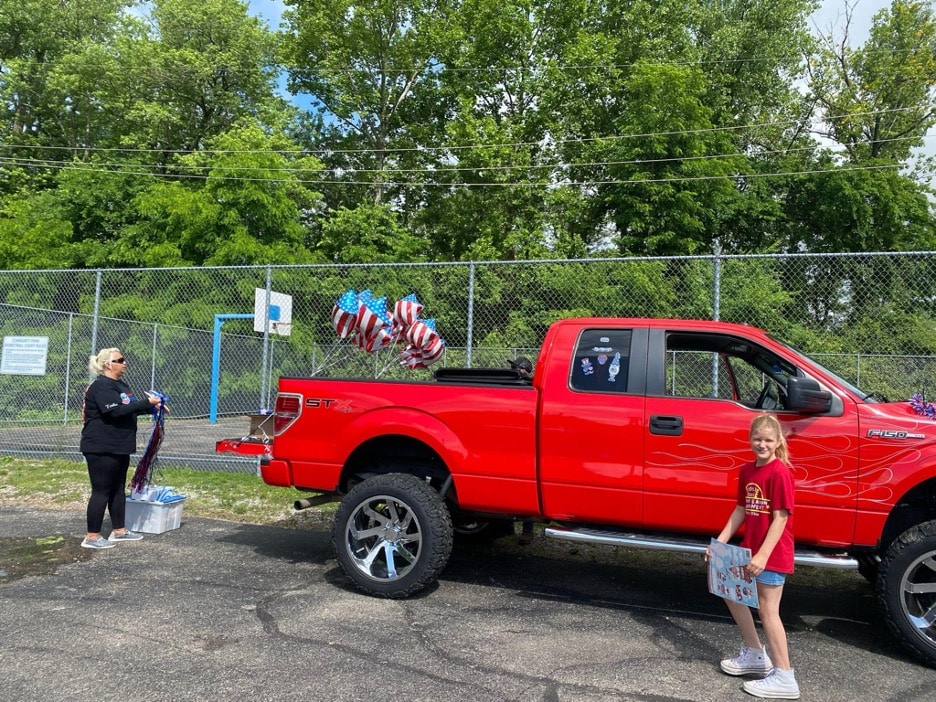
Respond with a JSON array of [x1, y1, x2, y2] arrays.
[[707, 538, 759, 608]]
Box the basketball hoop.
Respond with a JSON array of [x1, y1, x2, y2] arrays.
[[254, 289, 292, 336]]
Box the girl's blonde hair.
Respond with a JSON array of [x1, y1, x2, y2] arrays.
[[750, 413, 791, 465], [88, 348, 120, 375]]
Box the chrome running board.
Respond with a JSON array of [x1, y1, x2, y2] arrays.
[[544, 526, 859, 570]]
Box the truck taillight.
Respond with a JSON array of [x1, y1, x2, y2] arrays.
[[274, 393, 302, 434]]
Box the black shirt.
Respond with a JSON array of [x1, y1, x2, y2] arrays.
[[80, 375, 152, 455]]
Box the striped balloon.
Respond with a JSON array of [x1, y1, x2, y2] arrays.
[[332, 289, 360, 339]]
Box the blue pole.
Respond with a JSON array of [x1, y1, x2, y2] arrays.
[[210, 313, 254, 423]]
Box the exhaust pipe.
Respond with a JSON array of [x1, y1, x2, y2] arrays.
[[294, 494, 338, 510]]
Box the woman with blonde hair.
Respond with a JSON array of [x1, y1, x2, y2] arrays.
[[80, 348, 164, 549]]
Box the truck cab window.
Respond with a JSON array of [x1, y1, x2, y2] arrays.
[[664, 332, 796, 409], [571, 329, 632, 393]]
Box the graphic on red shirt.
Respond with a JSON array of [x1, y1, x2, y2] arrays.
[[745, 483, 770, 515]]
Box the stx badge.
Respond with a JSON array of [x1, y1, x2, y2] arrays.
[[305, 398, 354, 412]]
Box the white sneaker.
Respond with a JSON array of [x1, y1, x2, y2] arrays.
[[720, 646, 773, 676], [743, 668, 800, 699]]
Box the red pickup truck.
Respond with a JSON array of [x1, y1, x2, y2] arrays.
[[252, 317, 936, 666]]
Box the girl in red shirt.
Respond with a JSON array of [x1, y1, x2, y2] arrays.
[[712, 413, 799, 699]]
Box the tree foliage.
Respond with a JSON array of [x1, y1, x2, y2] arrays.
[[0, 0, 933, 273]]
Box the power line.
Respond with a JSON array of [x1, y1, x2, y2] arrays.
[[0, 134, 925, 178], [0, 107, 925, 158], [0, 155, 905, 189]]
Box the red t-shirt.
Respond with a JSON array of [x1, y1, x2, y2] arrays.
[[737, 457, 795, 573]]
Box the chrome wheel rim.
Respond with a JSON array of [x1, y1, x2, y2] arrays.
[[899, 549, 936, 648], [344, 494, 423, 582]]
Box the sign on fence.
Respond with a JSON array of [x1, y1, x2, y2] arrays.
[[1, 336, 49, 376]]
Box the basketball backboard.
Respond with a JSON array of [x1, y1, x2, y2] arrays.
[[254, 288, 293, 336]]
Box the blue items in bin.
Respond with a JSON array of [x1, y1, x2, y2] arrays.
[[130, 485, 185, 503]]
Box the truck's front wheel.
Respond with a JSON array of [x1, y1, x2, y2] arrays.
[[333, 473, 453, 599], [877, 520, 936, 667]]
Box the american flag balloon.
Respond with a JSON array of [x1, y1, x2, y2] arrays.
[[420, 337, 445, 366], [332, 289, 360, 338], [356, 295, 389, 340], [399, 345, 421, 368], [405, 319, 439, 348], [392, 294, 423, 327], [365, 327, 394, 352]]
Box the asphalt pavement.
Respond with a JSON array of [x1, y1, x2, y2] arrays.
[[1, 506, 932, 702]]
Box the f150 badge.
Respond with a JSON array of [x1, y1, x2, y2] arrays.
[[867, 429, 925, 439]]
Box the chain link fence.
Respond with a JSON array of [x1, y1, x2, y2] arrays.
[[1, 252, 934, 471]]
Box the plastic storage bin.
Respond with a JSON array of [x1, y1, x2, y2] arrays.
[[124, 497, 186, 534]]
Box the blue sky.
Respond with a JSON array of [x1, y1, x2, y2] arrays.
[[248, 0, 285, 29]]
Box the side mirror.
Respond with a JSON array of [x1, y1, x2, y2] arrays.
[[786, 376, 832, 414]]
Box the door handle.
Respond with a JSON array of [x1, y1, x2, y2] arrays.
[[650, 414, 683, 436]]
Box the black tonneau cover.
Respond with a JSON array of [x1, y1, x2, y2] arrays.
[[432, 367, 531, 386]]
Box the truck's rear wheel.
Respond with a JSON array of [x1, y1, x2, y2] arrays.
[[877, 520, 936, 667], [333, 473, 453, 599]]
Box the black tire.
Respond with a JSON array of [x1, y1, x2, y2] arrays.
[[877, 520, 936, 667], [451, 515, 516, 545], [332, 473, 453, 599], [857, 554, 880, 584]]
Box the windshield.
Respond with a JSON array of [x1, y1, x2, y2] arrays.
[[768, 335, 874, 402]]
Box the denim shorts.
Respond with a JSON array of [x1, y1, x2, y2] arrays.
[[755, 569, 786, 586]]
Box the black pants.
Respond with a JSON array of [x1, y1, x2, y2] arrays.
[[84, 453, 130, 533]]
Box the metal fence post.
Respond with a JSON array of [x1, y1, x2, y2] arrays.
[[712, 243, 721, 322], [63, 312, 74, 425], [151, 323, 158, 392], [712, 243, 722, 394], [466, 262, 476, 367], [89, 270, 102, 377], [260, 267, 272, 410]]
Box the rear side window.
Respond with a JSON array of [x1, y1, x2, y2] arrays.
[[571, 329, 632, 392]]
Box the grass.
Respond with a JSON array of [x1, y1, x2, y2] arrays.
[[0, 456, 336, 530]]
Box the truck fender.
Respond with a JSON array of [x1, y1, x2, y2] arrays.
[[334, 406, 470, 477]]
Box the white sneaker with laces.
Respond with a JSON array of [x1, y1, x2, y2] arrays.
[[720, 646, 773, 676], [742, 668, 800, 699]]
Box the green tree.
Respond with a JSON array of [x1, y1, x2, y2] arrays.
[[809, 0, 936, 164], [0, 0, 134, 194], [116, 0, 287, 153], [281, 0, 457, 206], [118, 121, 324, 266], [539, 0, 817, 257], [317, 203, 425, 263], [410, 0, 555, 261], [785, 0, 936, 255], [0, 192, 77, 269]]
